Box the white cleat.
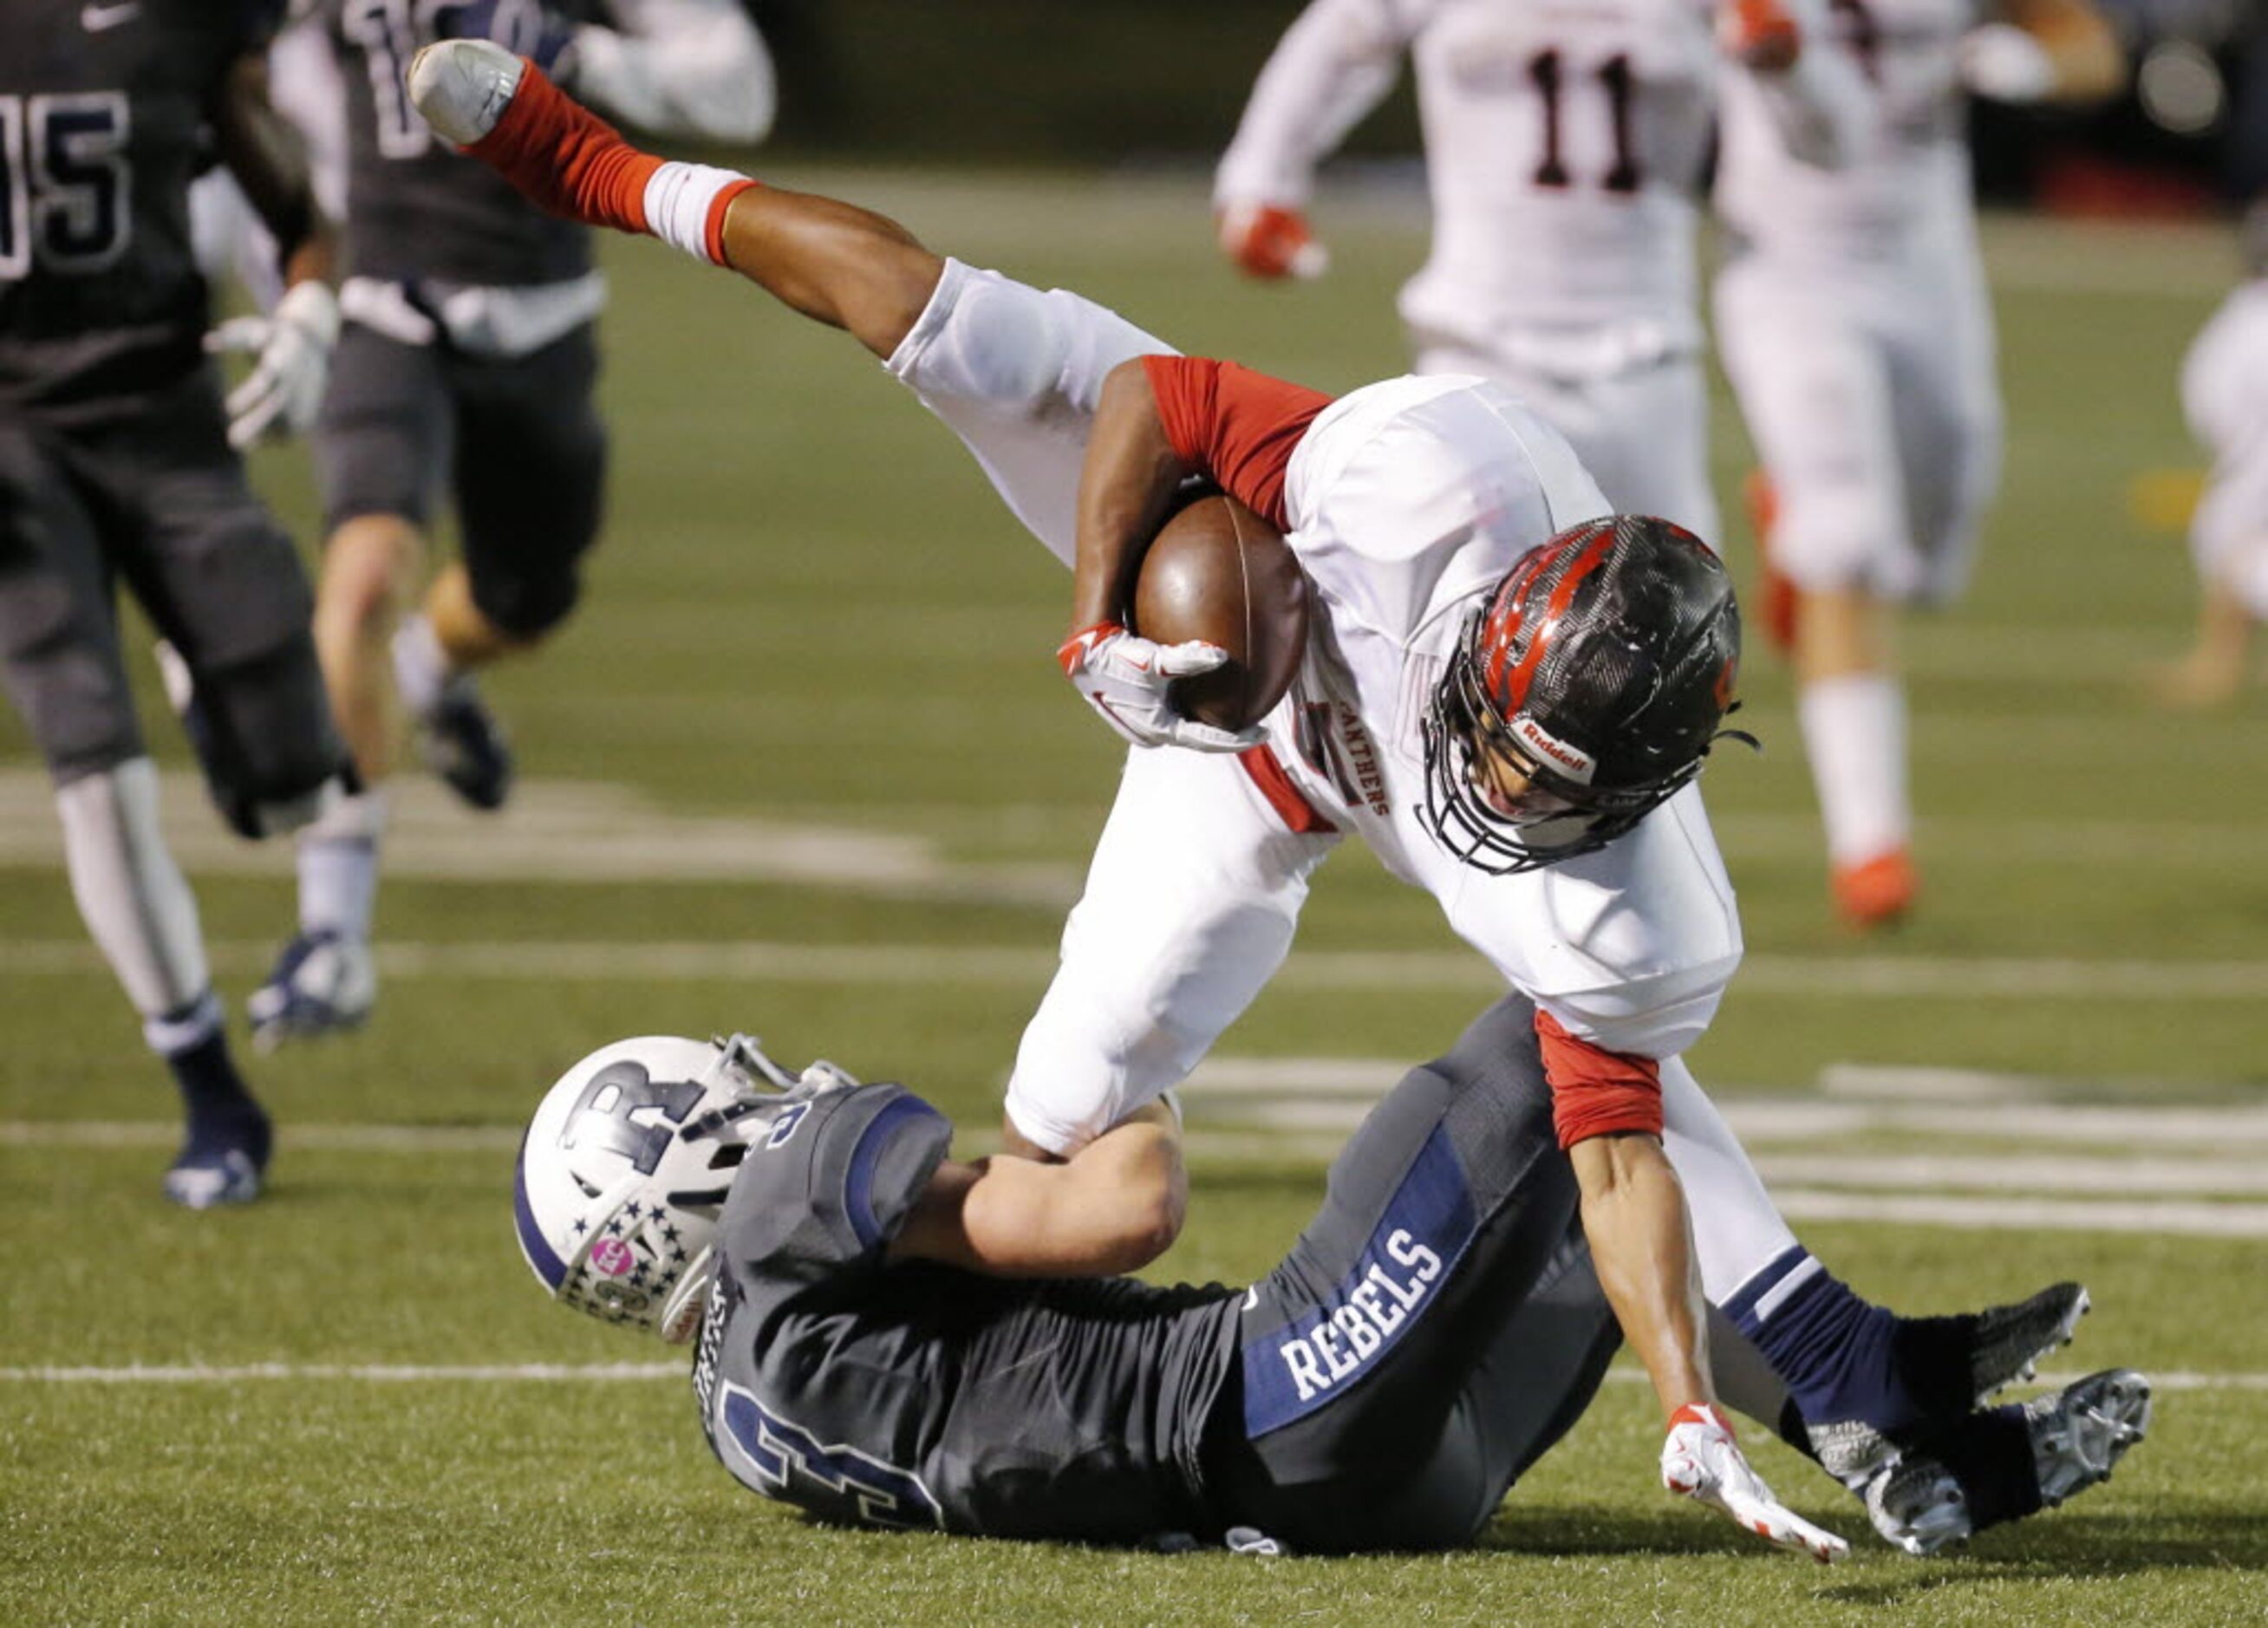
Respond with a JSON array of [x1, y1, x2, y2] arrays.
[[407, 38, 525, 147]]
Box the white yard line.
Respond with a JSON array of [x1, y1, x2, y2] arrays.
[[0, 1362, 681, 1384], [8, 937, 2268, 1001]]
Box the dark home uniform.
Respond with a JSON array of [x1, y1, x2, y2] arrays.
[[318, 0, 608, 639], [693, 997, 1622, 1553], [0, 0, 340, 823]]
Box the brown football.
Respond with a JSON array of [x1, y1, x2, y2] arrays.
[[1131, 493, 1308, 733]]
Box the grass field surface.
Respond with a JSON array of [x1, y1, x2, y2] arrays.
[[3, 168, 2264, 1625]]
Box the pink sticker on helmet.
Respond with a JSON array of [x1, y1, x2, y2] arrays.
[[590, 1238, 637, 1277]]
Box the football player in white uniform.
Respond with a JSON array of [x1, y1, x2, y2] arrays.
[[412, 39, 2095, 1542], [1212, 0, 1867, 543], [2154, 200, 2268, 708], [1713, 0, 2122, 926]]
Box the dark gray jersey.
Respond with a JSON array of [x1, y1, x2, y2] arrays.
[[0, 0, 281, 415], [691, 1082, 1241, 1543], [325, 0, 595, 285]]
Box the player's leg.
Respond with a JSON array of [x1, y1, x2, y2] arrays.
[[414, 43, 1173, 569], [1716, 255, 1915, 928], [395, 323, 609, 811], [251, 321, 451, 1047], [1002, 745, 1339, 1162], [1887, 246, 2000, 619], [1658, 1056, 2095, 1535], [0, 422, 270, 1208], [1203, 993, 1620, 1553], [409, 42, 942, 361]]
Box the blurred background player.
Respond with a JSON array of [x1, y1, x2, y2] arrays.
[[250, 0, 778, 1048], [1211, 0, 1867, 544], [2154, 197, 2268, 707], [0, 0, 355, 1206], [1713, 0, 2124, 928]]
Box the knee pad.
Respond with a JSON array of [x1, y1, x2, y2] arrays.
[[174, 640, 355, 839]]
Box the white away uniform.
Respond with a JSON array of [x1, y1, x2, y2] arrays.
[[1714, 0, 2002, 602], [2181, 279, 2268, 618], [885, 259, 1796, 1304], [1215, 0, 1861, 544]]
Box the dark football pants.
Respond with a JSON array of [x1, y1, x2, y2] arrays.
[[316, 319, 606, 640], [0, 377, 342, 804], [1203, 993, 1620, 1553]]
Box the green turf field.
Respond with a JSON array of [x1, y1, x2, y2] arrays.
[[3, 169, 2265, 1625]]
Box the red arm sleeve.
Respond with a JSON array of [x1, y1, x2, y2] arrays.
[[1140, 355, 1333, 531], [1535, 1009, 1665, 1149]]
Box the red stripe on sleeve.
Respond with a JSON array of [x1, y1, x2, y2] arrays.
[[1141, 356, 1333, 532], [1536, 1009, 1665, 1149], [1238, 745, 1337, 835]]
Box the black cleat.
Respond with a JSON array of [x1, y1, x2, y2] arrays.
[[415, 679, 515, 811], [1890, 1281, 2092, 1419]]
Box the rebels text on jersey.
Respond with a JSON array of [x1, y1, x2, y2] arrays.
[[0, 0, 284, 414]]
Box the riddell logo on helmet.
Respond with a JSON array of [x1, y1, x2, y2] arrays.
[[1512, 716, 1594, 785]]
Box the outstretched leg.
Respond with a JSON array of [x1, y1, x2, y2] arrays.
[[410, 43, 1174, 564], [410, 42, 940, 358]]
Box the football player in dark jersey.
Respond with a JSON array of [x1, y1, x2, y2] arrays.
[[247, 0, 776, 1050], [0, 0, 356, 1208], [515, 1006, 2149, 1557]]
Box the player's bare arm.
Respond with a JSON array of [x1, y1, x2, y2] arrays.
[[888, 1097, 1187, 1277], [1571, 1131, 1711, 1419], [1069, 361, 1196, 635]]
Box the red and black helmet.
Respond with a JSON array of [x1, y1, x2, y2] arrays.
[[1421, 515, 1749, 875]]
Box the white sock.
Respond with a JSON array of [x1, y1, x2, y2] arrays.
[[1797, 672, 1910, 867], [297, 788, 388, 942], [55, 759, 212, 1019], [392, 614, 452, 722], [642, 162, 751, 264]]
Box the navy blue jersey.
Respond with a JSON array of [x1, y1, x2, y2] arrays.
[[324, 0, 597, 285], [0, 0, 281, 414], [691, 1082, 1242, 1542]]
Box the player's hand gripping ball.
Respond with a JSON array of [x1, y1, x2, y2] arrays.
[[1059, 495, 1307, 752]]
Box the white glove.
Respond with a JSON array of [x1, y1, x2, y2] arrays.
[[1958, 23, 2059, 104], [1056, 622, 1266, 753], [1662, 1403, 1850, 1564], [205, 280, 341, 449]]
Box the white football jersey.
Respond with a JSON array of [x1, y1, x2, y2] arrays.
[[1220, 0, 1716, 349], [1255, 375, 1745, 1052], [1217, 0, 1860, 361], [1717, 0, 1977, 262]]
